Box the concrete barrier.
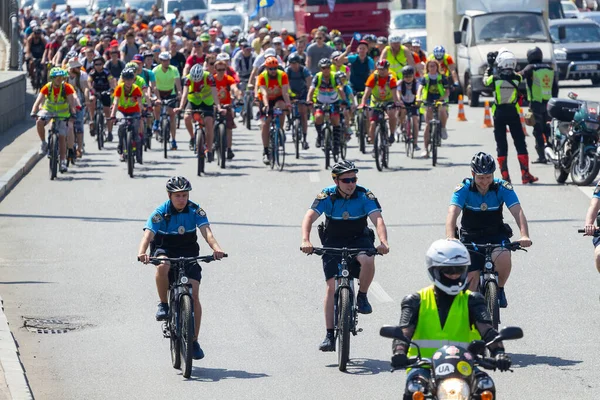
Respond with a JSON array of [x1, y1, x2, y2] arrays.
[[0, 71, 26, 134]]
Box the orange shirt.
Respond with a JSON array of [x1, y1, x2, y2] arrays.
[[365, 73, 398, 90], [257, 71, 289, 101], [41, 82, 76, 98], [283, 36, 295, 46], [440, 55, 455, 76], [214, 74, 237, 105], [114, 84, 143, 113]]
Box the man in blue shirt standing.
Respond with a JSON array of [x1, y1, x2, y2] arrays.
[[445, 152, 532, 308], [300, 161, 390, 352], [138, 176, 225, 360]]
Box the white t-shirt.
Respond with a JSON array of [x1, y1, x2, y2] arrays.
[[252, 53, 284, 69]]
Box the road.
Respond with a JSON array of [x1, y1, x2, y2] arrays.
[[0, 81, 598, 399]]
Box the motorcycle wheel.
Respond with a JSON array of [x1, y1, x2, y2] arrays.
[[570, 150, 600, 186]]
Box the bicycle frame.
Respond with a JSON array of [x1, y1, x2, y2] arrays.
[[333, 257, 358, 336]]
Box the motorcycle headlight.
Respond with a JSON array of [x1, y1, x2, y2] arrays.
[[437, 378, 470, 400], [554, 49, 567, 61]]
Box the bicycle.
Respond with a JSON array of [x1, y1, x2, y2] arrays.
[[463, 241, 525, 330], [268, 107, 286, 171], [113, 115, 141, 178], [354, 92, 367, 154], [142, 108, 153, 151], [35, 114, 70, 180], [242, 83, 254, 130], [306, 247, 378, 372], [192, 111, 207, 176], [214, 105, 230, 169], [31, 58, 45, 93], [291, 99, 308, 159], [364, 103, 399, 172], [92, 92, 108, 151], [145, 254, 228, 378], [158, 98, 177, 159], [400, 104, 419, 159], [313, 103, 340, 170], [339, 108, 349, 161], [423, 101, 446, 167]]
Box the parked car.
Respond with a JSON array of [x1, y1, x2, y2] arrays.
[[88, 0, 122, 12], [164, 0, 208, 21], [68, 0, 93, 22], [562, 0, 581, 17], [123, 0, 158, 11], [582, 10, 600, 23], [204, 10, 248, 37], [208, 0, 246, 14], [550, 18, 600, 85], [34, 0, 67, 14], [389, 9, 426, 38]]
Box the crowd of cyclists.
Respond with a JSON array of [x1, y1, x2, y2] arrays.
[[20, 3, 465, 171]]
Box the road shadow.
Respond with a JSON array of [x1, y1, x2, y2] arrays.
[[0, 281, 54, 285], [282, 168, 321, 174], [134, 174, 172, 178], [444, 143, 484, 148], [143, 160, 183, 165], [136, 166, 176, 172], [204, 171, 249, 177], [325, 358, 391, 375], [511, 353, 583, 368], [67, 169, 104, 174], [385, 167, 432, 172], [188, 367, 270, 382], [61, 176, 103, 181]]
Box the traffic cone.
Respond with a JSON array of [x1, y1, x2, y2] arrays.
[[457, 95, 467, 121], [482, 101, 493, 128], [519, 108, 529, 136]]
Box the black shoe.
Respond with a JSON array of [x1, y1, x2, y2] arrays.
[[155, 302, 169, 321], [193, 341, 205, 360], [388, 135, 395, 144], [107, 132, 113, 142], [302, 141, 309, 150], [227, 148, 235, 160], [356, 293, 372, 314], [498, 288, 508, 308], [207, 151, 214, 162], [189, 138, 195, 151], [532, 158, 547, 164], [319, 335, 335, 352], [315, 136, 322, 148]]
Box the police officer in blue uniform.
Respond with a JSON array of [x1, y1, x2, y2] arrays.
[[582, 181, 600, 273], [445, 153, 532, 308], [138, 176, 225, 360], [300, 161, 390, 351]]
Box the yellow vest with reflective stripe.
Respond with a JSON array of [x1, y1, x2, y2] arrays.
[[187, 72, 214, 106], [428, 54, 452, 77], [385, 45, 408, 79], [370, 72, 394, 103], [116, 82, 140, 110], [407, 286, 481, 360], [42, 83, 70, 117]]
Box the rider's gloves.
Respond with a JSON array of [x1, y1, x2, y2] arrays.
[[494, 352, 512, 372], [391, 352, 409, 369]]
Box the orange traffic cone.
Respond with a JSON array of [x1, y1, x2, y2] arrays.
[[482, 101, 494, 128], [457, 94, 467, 121], [519, 108, 529, 136]]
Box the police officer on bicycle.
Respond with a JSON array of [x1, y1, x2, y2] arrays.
[[445, 152, 532, 308], [300, 161, 390, 351]]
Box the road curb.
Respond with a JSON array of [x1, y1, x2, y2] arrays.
[[0, 295, 34, 400], [0, 147, 42, 203]]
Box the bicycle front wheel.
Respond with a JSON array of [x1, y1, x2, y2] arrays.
[[293, 119, 301, 159], [337, 286, 351, 372], [431, 123, 438, 167], [127, 129, 134, 178], [49, 134, 58, 180], [96, 112, 104, 150], [197, 129, 205, 176], [323, 127, 332, 169], [170, 296, 181, 369], [358, 112, 366, 154], [484, 281, 500, 330], [218, 123, 227, 169], [374, 126, 383, 172], [276, 128, 285, 171], [245, 100, 252, 130], [179, 294, 194, 378], [162, 119, 169, 159]]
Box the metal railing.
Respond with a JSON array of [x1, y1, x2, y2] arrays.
[[0, 0, 22, 70]]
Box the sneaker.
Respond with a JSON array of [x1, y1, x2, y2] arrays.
[[89, 122, 96, 136], [155, 302, 169, 321], [207, 151, 214, 163], [388, 135, 395, 144], [227, 148, 235, 160], [498, 288, 508, 309], [315, 135, 322, 148], [414, 144, 421, 151], [262, 153, 270, 165], [39, 141, 48, 155], [76, 148, 83, 158], [152, 120, 159, 132], [189, 137, 195, 151], [119, 153, 126, 162], [171, 140, 177, 150], [532, 158, 547, 164], [302, 140, 309, 150], [522, 172, 539, 184], [107, 132, 113, 142], [441, 127, 448, 140], [356, 293, 373, 314], [59, 160, 68, 173], [193, 341, 205, 360], [319, 335, 335, 352], [420, 150, 429, 158]]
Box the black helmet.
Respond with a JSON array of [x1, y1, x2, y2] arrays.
[[120, 68, 136, 80], [470, 152, 496, 175], [331, 160, 358, 177], [93, 55, 104, 63], [166, 176, 192, 192], [401, 65, 415, 76], [377, 36, 388, 45], [318, 58, 332, 68], [288, 53, 301, 64], [527, 46, 543, 64]]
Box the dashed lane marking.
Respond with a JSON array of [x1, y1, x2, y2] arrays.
[[369, 281, 393, 304]]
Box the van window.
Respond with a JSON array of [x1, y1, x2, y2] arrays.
[[473, 13, 548, 44]]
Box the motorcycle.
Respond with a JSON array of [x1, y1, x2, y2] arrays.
[[379, 325, 524, 400], [545, 92, 600, 186]]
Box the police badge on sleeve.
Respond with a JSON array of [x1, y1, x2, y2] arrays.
[[196, 208, 207, 217], [366, 191, 376, 200], [151, 213, 163, 223]]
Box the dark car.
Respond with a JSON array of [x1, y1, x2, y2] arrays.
[[550, 18, 600, 85]]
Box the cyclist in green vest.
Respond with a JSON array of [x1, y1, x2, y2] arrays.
[[417, 60, 449, 158], [389, 239, 512, 400], [519, 47, 558, 164], [379, 34, 416, 81]]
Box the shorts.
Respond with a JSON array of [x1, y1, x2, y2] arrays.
[[38, 110, 69, 136], [74, 107, 84, 134], [153, 248, 203, 283], [158, 91, 177, 100], [593, 236, 600, 247], [461, 234, 510, 273], [186, 102, 214, 118], [219, 107, 234, 129], [403, 102, 420, 117], [369, 102, 394, 122], [94, 90, 112, 107], [315, 101, 340, 115], [268, 96, 285, 109], [321, 233, 375, 281]]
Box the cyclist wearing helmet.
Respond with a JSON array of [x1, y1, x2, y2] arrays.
[[110, 67, 144, 163], [25, 26, 47, 82], [331, 47, 351, 78], [330, 36, 346, 53], [376, 36, 388, 53], [416, 59, 449, 158], [301, 160, 389, 352], [483, 51, 538, 184], [175, 63, 220, 161], [89, 55, 117, 142], [232, 42, 256, 92], [31, 67, 79, 173], [336, 71, 355, 140], [257, 56, 292, 164], [307, 58, 347, 149], [362, 34, 380, 60], [306, 30, 334, 74], [66, 58, 90, 159], [213, 58, 243, 160], [138, 176, 226, 361], [380, 34, 416, 80], [446, 152, 533, 308], [360, 59, 401, 145], [411, 39, 427, 75], [285, 53, 312, 149], [248, 48, 283, 92], [398, 65, 421, 151], [389, 239, 512, 400], [428, 45, 459, 89], [153, 51, 183, 150]]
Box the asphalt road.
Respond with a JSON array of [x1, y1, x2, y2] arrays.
[[0, 81, 598, 399]]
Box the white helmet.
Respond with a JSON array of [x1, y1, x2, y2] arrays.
[[216, 52, 230, 62], [496, 51, 517, 70], [259, 17, 269, 26], [264, 48, 276, 57], [426, 240, 471, 295], [189, 64, 204, 82], [388, 34, 402, 44], [158, 51, 171, 61]]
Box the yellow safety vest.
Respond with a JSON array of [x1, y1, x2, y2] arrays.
[[187, 72, 214, 106], [42, 83, 70, 117], [370, 72, 394, 103], [116, 82, 140, 110], [385, 45, 408, 79]]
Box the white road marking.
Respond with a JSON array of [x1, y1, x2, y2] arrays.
[[369, 281, 393, 304], [309, 172, 320, 183], [579, 186, 595, 199]]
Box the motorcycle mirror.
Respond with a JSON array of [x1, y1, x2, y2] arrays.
[[379, 325, 408, 342], [488, 326, 524, 346], [467, 340, 486, 355]]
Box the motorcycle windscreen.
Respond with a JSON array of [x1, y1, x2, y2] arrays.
[[583, 101, 600, 131]]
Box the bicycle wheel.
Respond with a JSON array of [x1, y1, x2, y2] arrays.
[[332, 129, 340, 163], [337, 286, 351, 372], [49, 134, 58, 180], [197, 129, 205, 176], [484, 281, 500, 330], [340, 136, 347, 160], [218, 123, 227, 169], [404, 120, 412, 158], [96, 112, 104, 150], [179, 294, 194, 378], [276, 128, 286, 171], [245, 99, 252, 130], [269, 127, 276, 169], [374, 126, 383, 172], [127, 129, 134, 178], [323, 127, 332, 169], [145, 123, 152, 151], [431, 123, 438, 167], [162, 119, 169, 159], [177, 111, 182, 129], [169, 295, 181, 369], [293, 119, 301, 159], [358, 112, 366, 154]]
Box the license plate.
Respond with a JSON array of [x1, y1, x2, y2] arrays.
[[576, 64, 598, 71]]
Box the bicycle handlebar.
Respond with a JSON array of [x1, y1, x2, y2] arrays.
[[139, 254, 229, 265], [302, 246, 380, 257], [463, 241, 526, 252], [31, 114, 71, 121], [578, 228, 600, 236]]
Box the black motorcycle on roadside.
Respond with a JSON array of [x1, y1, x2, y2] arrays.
[[545, 93, 600, 186]]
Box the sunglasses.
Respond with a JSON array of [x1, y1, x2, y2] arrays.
[[267, 67, 277, 71], [338, 177, 357, 183], [216, 68, 226, 72], [94, 63, 104, 66], [208, 62, 215, 65]]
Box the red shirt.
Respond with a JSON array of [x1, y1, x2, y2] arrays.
[[257, 71, 289, 101], [214, 74, 237, 105], [114, 84, 143, 113], [41, 82, 75, 98], [185, 54, 205, 67]]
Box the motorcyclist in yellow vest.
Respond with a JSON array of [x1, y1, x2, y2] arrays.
[[389, 239, 512, 400], [30, 67, 79, 173], [110, 67, 144, 163], [417, 60, 450, 158], [379, 34, 416, 80], [175, 64, 221, 162], [519, 47, 559, 164]]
